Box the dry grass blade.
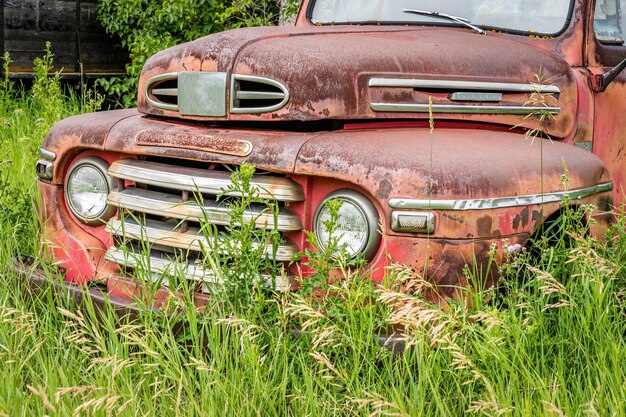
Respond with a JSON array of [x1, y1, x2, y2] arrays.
[[310, 351, 347, 383], [542, 400, 567, 417], [527, 265, 568, 297], [351, 391, 410, 417], [467, 398, 514, 416], [216, 316, 260, 341], [27, 385, 56, 413]]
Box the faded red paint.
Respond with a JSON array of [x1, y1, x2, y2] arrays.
[[34, 0, 622, 305]]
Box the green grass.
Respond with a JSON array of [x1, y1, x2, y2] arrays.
[[1, 49, 626, 417]]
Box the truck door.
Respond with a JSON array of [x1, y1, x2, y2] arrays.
[[589, 0, 626, 207]]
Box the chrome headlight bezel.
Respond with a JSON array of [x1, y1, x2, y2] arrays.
[[64, 156, 116, 226], [313, 189, 381, 261]]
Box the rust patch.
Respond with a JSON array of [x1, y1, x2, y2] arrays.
[[376, 178, 393, 200], [477, 216, 493, 236], [136, 130, 253, 157], [512, 214, 521, 230], [520, 207, 529, 228]]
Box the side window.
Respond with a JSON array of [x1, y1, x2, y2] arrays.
[[595, 0, 626, 45]]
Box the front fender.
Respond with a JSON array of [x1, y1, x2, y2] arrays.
[[295, 127, 612, 239], [41, 109, 139, 185]]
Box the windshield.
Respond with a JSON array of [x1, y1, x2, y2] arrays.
[[309, 0, 574, 35]]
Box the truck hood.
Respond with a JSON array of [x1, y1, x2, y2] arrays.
[[138, 25, 577, 137]]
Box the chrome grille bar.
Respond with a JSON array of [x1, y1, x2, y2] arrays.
[[105, 246, 291, 292], [106, 218, 298, 262], [108, 159, 305, 202], [107, 187, 303, 231]]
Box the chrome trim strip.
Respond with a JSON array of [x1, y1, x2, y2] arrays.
[[369, 78, 561, 94], [108, 187, 303, 231], [145, 72, 179, 112], [371, 103, 560, 115], [151, 88, 178, 97], [230, 74, 290, 114], [105, 247, 290, 292], [106, 218, 298, 262], [39, 148, 56, 161], [389, 182, 614, 211], [108, 159, 305, 202], [236, 91, 286, 100]]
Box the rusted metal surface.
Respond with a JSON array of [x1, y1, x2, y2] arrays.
[[105, 114, 313, 172], [585, 0, 626, 207], [41, 109, 139, 185], [33, 0, 622, 305], [137, 24, 578, 139]]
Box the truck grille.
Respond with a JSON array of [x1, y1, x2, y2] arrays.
[[145, 72, 290, 116], [104, 159, 304, 292], [145, 73, 179, 111], [230, 74, 290, 114]]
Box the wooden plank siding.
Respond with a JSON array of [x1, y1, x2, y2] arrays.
[[2, 0, 128, 76]]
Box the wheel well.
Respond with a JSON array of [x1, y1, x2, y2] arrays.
[[529, 204, 586, 249]]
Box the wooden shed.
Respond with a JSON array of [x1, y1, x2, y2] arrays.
[[2, 0, 128, 79]]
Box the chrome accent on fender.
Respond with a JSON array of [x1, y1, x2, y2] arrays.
[[35, 160, 54, 180], [106, 218, 298, 262], [370, 103, 561, 115], [107, 187, 303, 231], [391, 211, 435, 234], [178, 72, 227, 117], [108, 159, 305, 202], [368, 78, 561, 95], [230, 74, 290, 114], [39, 148, 56, 161], [389, 182, 614, 211], [105, 246, 291, 292]]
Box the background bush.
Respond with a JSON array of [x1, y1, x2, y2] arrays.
[[97, 0, 302, 107]]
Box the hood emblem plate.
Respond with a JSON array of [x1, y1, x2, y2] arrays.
[[449, 92, 503, 102], [136, 130, 253, 157]]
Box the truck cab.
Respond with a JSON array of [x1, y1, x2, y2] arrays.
[[33, 0, 623, 304]]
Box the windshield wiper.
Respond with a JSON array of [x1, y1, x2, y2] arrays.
[[403, 9, 486, 35]]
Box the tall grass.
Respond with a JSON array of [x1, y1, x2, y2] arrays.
[[0, 48, 625, 416]]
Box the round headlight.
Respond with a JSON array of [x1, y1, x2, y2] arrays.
[[313, 190, 381, 260], [65, 157, 115, 225]]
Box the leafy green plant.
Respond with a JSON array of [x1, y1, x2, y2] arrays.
[[0, 46, 103, 254]]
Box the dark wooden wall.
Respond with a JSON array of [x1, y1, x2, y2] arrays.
[[2, 0, 128, 76]]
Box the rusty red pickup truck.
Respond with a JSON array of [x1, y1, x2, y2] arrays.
[[28, 0, 626, 307]]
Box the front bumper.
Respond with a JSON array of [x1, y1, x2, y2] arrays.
[[13, 255, 144, 320], [12, 255, 408, 353]]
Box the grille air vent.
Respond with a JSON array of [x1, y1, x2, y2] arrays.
[[231, 74, 289, 114], [145, 73, 179, 111]]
